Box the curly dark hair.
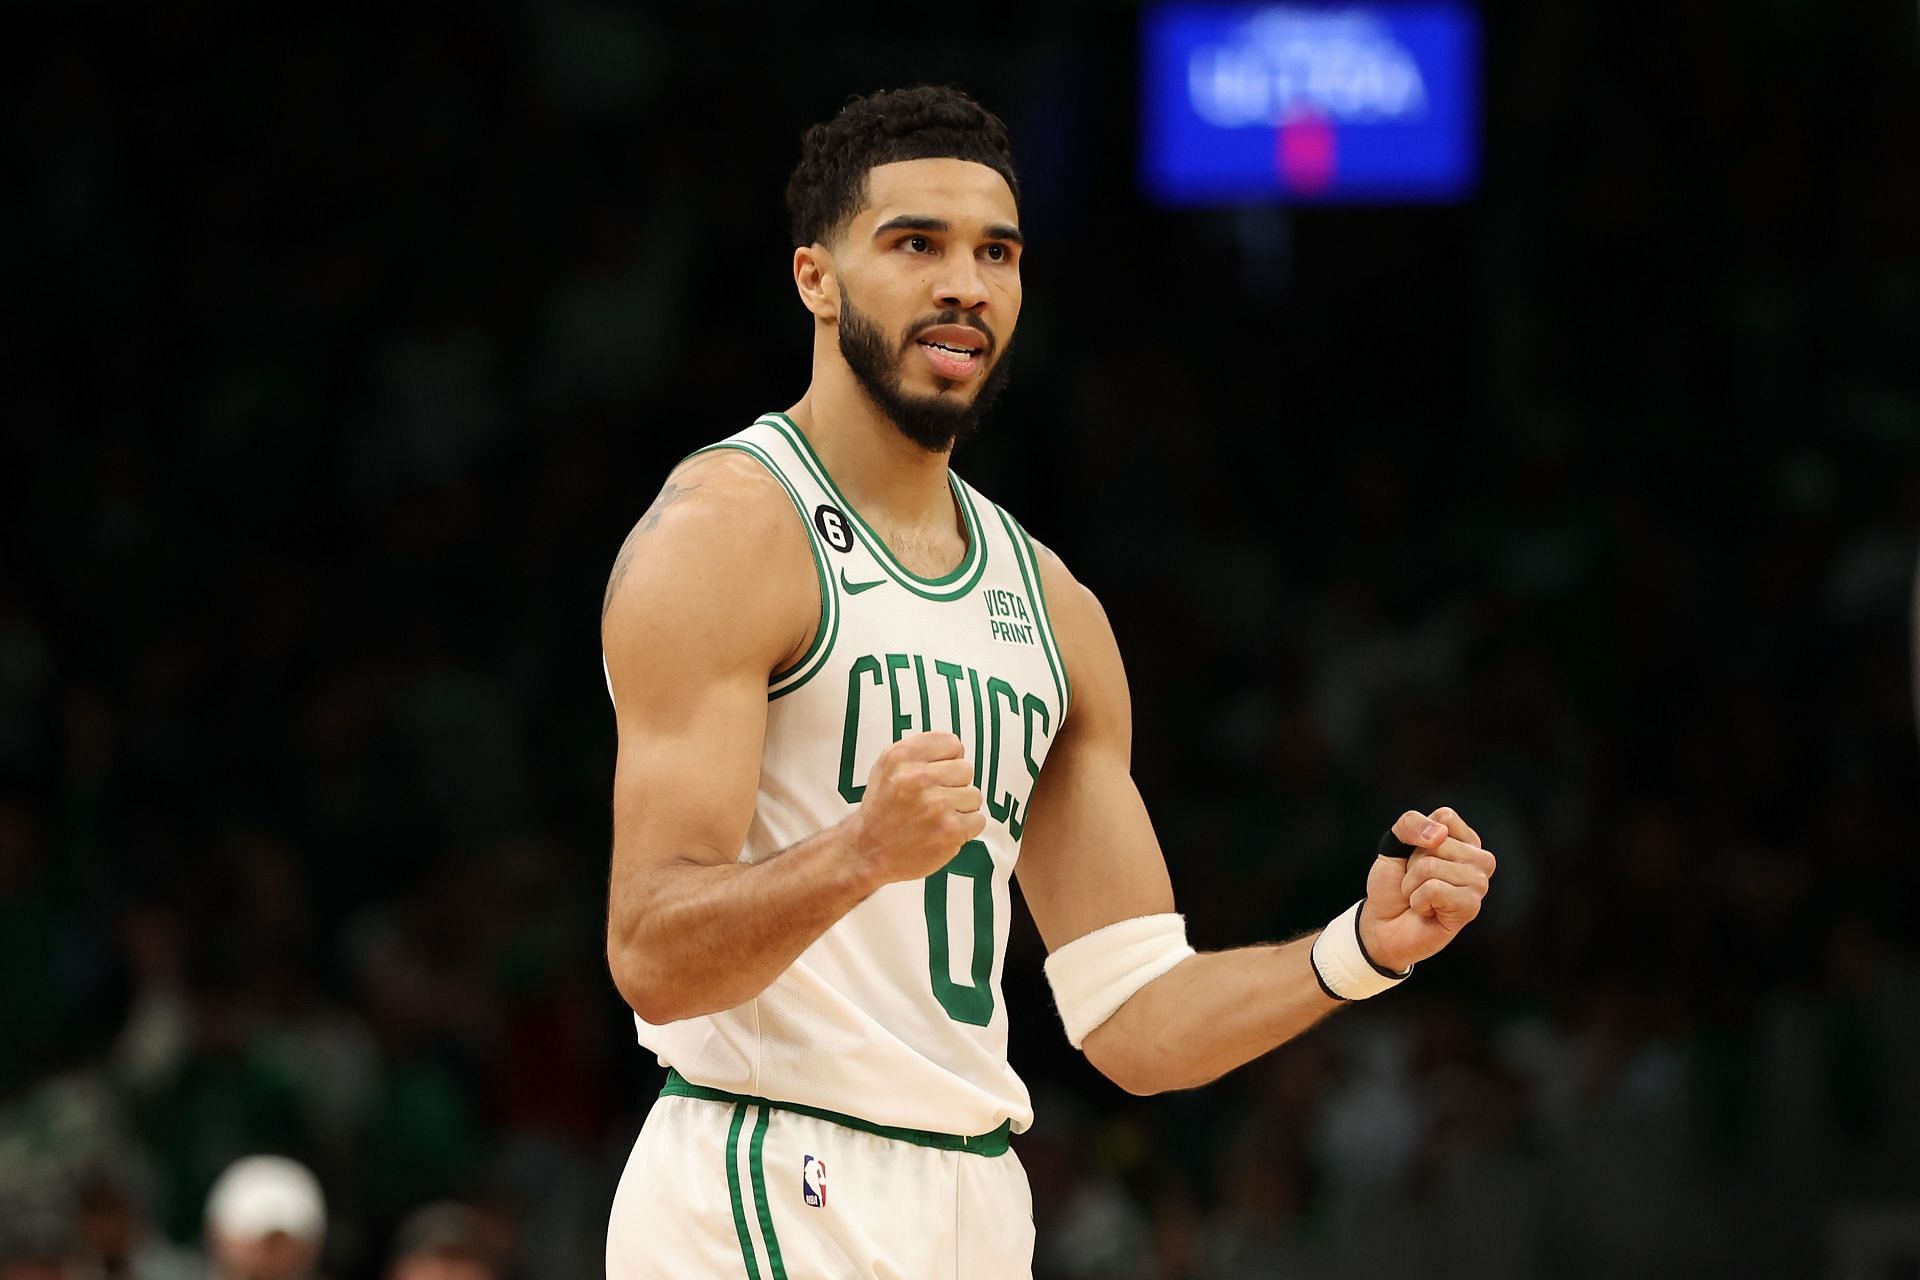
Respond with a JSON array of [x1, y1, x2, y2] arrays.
[[785, 85, 1021, 248]]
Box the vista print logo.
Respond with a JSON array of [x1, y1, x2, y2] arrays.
[[801, 1154, 826, 1208], [1188, 7, 1429, 127]]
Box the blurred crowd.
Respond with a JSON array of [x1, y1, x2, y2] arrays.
[[5, 3, 1918, 1278], [0, 1149, 513, 1280]]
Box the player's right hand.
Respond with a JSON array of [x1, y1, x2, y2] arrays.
[[846, 732, 986, 887]]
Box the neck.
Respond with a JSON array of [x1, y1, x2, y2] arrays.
[[785, 366, 957, 534]]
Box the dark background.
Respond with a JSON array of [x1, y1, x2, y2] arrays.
[[5, 2, 1919, 1277]]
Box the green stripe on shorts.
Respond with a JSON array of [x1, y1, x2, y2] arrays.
[[724, 1102, 760, 1280], [748, 1105, 789, 1279]]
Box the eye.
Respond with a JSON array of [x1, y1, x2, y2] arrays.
[[904, 235, 933, 253], [983, 243, 1010, 263]]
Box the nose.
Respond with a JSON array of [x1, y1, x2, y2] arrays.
[[935, 257, 990, 313]]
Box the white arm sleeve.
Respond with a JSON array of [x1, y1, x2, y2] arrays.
[[1042, 913, 1195, 1049]]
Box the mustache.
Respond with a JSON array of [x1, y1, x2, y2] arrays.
[[905, 312, 996, 355]]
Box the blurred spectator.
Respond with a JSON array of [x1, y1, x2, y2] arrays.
[[0, 1212, 69, 1280], [68, 1170, 202, 1280], [143, 974, 312, 1240], [383, 1202, 506, 1280], [203, 1156, 326, 1280]]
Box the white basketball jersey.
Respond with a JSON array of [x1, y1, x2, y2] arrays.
[[619, 413, 1070, 1138]]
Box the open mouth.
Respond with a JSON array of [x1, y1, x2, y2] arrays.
[[916, 341, 981, 379], [913, 325, 990, 379], [918, 339, 979, 358]]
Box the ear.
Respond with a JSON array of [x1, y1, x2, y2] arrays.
[[793, 244, 839, 321]]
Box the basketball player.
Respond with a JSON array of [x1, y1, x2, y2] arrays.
[[600, 86, 1496, 1278]]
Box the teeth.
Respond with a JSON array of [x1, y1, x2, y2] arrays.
[[922, 341, 977, 358]]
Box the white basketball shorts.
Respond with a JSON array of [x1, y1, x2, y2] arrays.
[[607, 1073, 1034, 1279]]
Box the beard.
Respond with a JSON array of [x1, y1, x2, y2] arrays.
[[836, 287, 1015, 454]]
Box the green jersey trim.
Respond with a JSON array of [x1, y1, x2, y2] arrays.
[[759, 413, 989, 602], [662, 1069, 1013, 1157], [995, 506, 1072, 721], [685, 441, 840, 700]]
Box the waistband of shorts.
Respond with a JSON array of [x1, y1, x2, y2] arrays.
[[660, 1068, 1012, 1157]]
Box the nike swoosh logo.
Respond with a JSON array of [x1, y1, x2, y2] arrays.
[[840, 568, 887, 595]]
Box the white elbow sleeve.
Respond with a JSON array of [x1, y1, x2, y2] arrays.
[[1042, 913, 1194, 1049]]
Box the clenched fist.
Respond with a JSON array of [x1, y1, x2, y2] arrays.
[[847, 732, 987, 888], [1358, 807, 1496, 974]]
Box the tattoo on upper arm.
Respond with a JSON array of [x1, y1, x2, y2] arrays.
[[602, 478, 703, 617]]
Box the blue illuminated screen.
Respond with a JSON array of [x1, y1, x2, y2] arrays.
[[1142, 3, 1480, 205]]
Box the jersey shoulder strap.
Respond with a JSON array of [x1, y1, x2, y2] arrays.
[[973, 491, 1073, 721]]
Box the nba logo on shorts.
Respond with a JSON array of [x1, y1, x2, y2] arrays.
[[801, 1154, 826, 1208]]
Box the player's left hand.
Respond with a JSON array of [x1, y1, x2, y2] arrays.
[[1357, 807, 1495, 974]]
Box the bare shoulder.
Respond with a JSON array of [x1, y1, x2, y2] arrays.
[[601, 447, 818, 684], [1025, 536, 1128, 735], [1026, 537, 1115, 659], [602, 449, 796, 614]]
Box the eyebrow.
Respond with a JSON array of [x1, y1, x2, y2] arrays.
[[871, 215, 1025, 247]]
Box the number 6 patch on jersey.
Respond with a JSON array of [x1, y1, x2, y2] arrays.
[[801, 1154, 826, 1208]]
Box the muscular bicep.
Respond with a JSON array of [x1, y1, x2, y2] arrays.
[[607, 631, 767, 876], [602, 452, 816, 911], [1015, 556, 1176, 950]]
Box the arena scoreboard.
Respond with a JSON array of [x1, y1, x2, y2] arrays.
[[1142, 2, 1481, 205]]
